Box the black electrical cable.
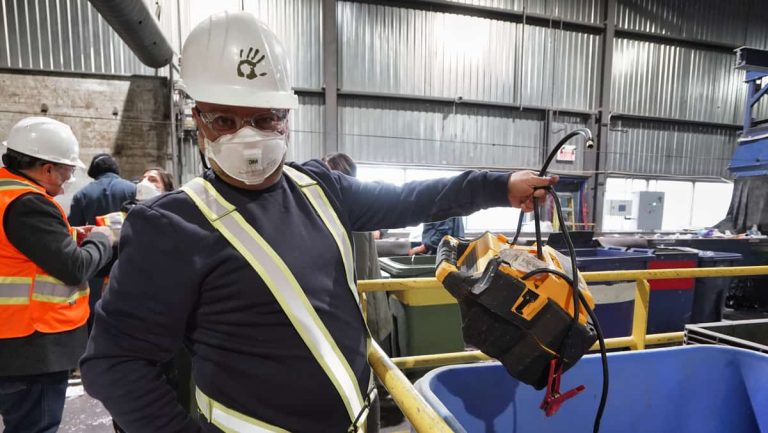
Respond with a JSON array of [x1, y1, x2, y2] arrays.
[[533, 200, 544, 259], [511, 127, 606, 433], [521, 267, 609, 433], [510, 129, 593, 247]]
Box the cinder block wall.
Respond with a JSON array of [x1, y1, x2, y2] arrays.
[[0, 70, 170, 213]]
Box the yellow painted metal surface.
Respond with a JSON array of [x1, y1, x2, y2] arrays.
[[367, 341, 453, 433], [391, 286, 456, 306], [630, 279, 651, 350]]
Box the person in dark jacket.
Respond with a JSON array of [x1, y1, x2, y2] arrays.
[[68, 153, 134, 332], [80, 12, 556, 433], [0, 117, 114, 433], [409, 216, 465, 255], [68, 154, 136, 226]]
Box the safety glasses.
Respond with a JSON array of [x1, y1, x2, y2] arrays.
[[196, 108, 289, 135]]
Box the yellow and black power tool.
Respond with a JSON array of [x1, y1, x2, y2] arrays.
[[435, 232, 597, 390], [435, 128, 609, 431]]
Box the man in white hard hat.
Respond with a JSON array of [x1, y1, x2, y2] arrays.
[[0, 117, 114, 433], [81, 11, 556, 433]]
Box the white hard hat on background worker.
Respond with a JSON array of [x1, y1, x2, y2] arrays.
[[3, 117, 85, 168]]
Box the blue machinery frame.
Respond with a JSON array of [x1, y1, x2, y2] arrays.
[[729, 47, 768, 177]]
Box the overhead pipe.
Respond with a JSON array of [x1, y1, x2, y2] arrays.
[[88, 0, 174, 68]]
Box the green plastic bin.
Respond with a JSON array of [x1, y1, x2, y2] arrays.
[[379, 256, 465, 357]]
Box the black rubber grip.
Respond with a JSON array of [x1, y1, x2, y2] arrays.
[[436, 235, 458, 267]]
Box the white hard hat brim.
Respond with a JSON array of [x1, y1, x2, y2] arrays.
[[72, 158, 86, 169], [179, 81, 299, 109]]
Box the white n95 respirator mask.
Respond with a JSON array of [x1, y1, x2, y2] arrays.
[[204, 127, 287, 185], [135, 179, 161, 201]]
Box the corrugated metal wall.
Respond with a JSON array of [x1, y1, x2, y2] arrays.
[[338, 96, 542, 168], [2, 0, 765, 179], [338, 2, 600, 111], [446, 0, 603, 24], [607, 119, 736, 178], [611, 39, 744, 124], [242, 0, 322, 89], [1, 0, 154, 74], [548, 113, 591, 172], [604, 0, 765, 177], [616, 0, 768, 49], [290, 95, 325, 162]]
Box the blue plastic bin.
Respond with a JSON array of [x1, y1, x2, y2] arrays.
[[629, 247, 700, 334], [415, 345, 768, 433], [570, 247, 653, 338]]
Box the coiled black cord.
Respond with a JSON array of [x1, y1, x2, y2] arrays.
[[511, 128, 607, 433]]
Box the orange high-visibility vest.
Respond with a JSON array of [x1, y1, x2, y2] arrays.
[[0, 168, 89, 339], [95, 211, 125, 239]]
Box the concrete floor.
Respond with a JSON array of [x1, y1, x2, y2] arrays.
[[0, 381, 411, 433]]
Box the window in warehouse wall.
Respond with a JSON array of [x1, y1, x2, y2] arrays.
[[648, 180, 694, 231], [602, 177, 733, 232], [691, 182, 734, 228]]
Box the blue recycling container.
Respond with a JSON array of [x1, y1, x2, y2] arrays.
[[629, 247, 701, 334], [415, 345, 768, 433], [692, 251, 744, 323], [570, 247, 653, 338]]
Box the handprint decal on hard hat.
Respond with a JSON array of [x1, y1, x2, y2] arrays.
[[237, 47, 268, 80]]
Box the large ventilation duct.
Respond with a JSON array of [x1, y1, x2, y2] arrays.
[[88, 0, 174, 68]]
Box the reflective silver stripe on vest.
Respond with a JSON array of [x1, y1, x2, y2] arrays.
[[0, 179, 38, 188], [182, 177, 366, 426], [32, 275, 88, 303], [282, 166, 360, 307], [0, 277, 31, 304], [196, 387, 289, 433]]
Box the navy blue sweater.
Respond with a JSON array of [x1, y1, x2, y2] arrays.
[[80, 160, 510, 432]]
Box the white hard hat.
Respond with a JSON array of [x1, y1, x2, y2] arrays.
[[177, 11, 298, 109], [4, 117, 85, 168]]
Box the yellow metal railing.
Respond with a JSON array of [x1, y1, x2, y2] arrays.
[[361, 265, 768, 431]]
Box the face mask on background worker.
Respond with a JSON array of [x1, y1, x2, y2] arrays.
[[177, 11, 298, 185], [135, 178, 161, 201]]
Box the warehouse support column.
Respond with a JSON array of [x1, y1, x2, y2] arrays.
[[323, 0, 339, 155], [590, 0, 616, 230]]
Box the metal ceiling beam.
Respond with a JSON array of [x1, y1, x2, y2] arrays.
[[346, 0, 604, 34], [337, 89, 596, 117]]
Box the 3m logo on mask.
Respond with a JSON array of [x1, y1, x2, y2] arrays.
[[237, 47, 268, 80]]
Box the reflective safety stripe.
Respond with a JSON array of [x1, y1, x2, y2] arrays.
[[0, 276, 31, 305], [282, 166, 360, 307], [283, 167, 377, 416], [0, 179, 40, 194], [0, 179, 37, 188], [182, 177, 367, 427], [105, 214, 123, 225], [196, 387, 289, 433], [32, 275, 88, 303]]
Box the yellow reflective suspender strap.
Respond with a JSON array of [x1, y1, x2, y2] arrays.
[[283, 166, 378, 429], [282, 166, 360, 307], [181, 177, 367, 429], [195, 387, 289, 433], [0, 276, 32, 304]]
